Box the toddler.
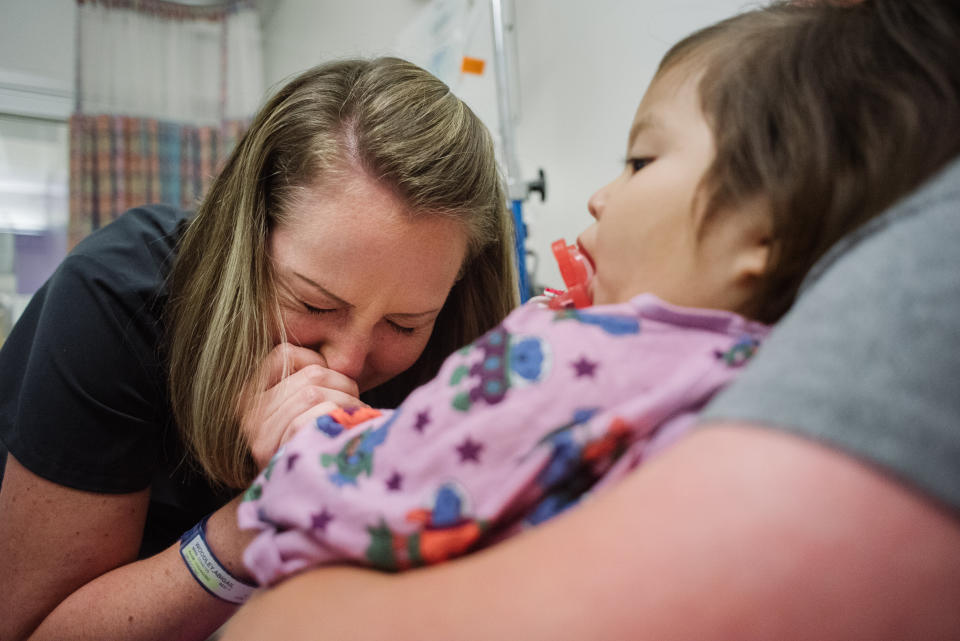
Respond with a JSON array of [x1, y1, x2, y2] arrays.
[[238, 0, 955, 584]]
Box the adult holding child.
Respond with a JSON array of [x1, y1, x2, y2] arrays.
[[222, 0, 960, 638], [0, 57, 517, 640]]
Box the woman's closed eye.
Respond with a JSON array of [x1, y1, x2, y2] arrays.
[[303, 302, 338, 315], [387, 321, 417, 336], [304, 302, 418, 336]]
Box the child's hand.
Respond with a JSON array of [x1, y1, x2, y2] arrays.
[[240, 342, 367, 469]]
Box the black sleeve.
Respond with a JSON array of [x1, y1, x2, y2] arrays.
[[0, 241, 169, 494]]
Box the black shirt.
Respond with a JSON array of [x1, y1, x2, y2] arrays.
[[0, 204, 233, 557]]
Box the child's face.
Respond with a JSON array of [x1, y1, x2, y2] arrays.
[[578, 67, 766, 311]]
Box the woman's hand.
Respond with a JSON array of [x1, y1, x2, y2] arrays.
[[240, 342, 366, 469]]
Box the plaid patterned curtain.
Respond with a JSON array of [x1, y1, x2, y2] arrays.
[[69, 0, 261, 248], [68, 115, 246, 247]]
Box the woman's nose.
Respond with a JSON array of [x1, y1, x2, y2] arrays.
[[319, 330, 370, 384]]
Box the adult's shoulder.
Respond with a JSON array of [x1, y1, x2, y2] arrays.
[[68, 204, 190, 281], [701, 156, 960, 513], [0, 205, 189, 492]]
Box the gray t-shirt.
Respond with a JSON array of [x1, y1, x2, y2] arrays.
[[701, 157, 960, 514]]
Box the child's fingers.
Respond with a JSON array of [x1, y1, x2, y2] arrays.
[[281, 401, 341, 445]]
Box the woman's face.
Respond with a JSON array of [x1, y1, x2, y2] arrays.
[[269, 168, 468, 393]]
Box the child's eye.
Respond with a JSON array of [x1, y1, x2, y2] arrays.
[[627, 157, 653, 173]]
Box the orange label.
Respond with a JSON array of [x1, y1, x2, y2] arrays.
[[461, 56, 486, 75]]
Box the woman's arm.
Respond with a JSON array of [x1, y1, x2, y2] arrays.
[[223, 424, 960, 640], [0, 455, 251, 641]]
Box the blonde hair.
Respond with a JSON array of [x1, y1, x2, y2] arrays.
[[167, 58, 517, 488]]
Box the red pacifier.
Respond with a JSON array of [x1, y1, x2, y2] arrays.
[[547, 239, 594, 310]]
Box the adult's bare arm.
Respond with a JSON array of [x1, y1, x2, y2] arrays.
[[223, 423, 960, 640], [0, 455, 251, 641]]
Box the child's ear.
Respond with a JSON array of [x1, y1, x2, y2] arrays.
[[732, 198, 772, 281], [736, 235, 770, 280]]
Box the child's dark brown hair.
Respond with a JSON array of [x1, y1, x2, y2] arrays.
[[661, 0, 960, 323]]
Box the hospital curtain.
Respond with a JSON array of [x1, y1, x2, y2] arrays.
[[69, 0, 263, 248]]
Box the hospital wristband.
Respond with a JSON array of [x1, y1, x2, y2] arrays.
[[179, 513, 257, 604]]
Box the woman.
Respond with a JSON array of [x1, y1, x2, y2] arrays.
[[0, 57, 516, 640]]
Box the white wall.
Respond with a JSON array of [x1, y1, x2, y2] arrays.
[[262, 0, 753, 290], [512, 0, 753, 288], [0, 0, 756, 290], [261, 0, 425, 91]]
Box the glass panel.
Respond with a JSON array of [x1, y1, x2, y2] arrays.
[[0, 114, 68, 345]]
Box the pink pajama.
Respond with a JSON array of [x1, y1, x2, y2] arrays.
[[238, 294, 769, 585]]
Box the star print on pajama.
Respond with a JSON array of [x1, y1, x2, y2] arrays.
[[237, 293, 769, 586]]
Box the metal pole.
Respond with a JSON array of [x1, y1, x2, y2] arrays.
[[489, 0, 523, 200], [490, 0, 530, 301]]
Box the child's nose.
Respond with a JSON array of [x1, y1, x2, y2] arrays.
[[588, 186, 607, 220]]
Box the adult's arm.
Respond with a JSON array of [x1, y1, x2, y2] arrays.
[[222, 423, 960, 640], [0, 455, 251, 641]]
